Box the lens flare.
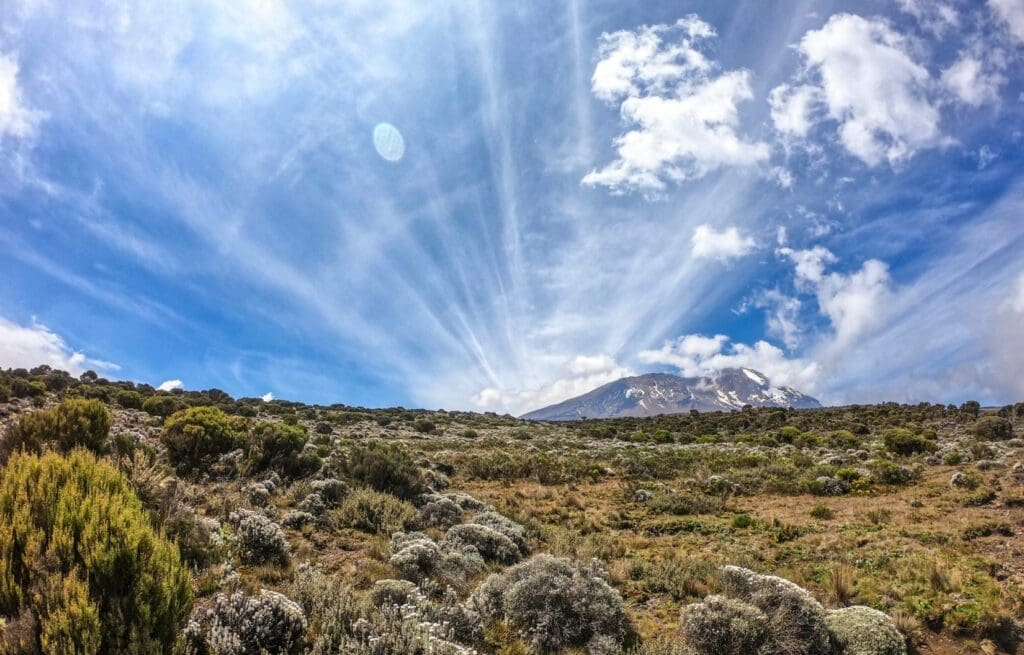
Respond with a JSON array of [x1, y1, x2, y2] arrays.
[[373, 122, 405, 162]]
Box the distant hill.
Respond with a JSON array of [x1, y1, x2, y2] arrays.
[[521, 368, 821, 420]]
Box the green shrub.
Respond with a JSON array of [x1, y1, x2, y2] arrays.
[[9, 378, 45, 398], [943, 451, 963, 465], [0, 450, 192, 653], [250, 421, 319, 478], [344, 442, 425, 499], [883, 428, 936, 456], [1, 398, 111, 462], [160, 406, 245, 472], [810, 504, 834, 520], [871, 460, 915, 485], [731, 513, 755, 529], [412, 418, 435, 433], [116, 390, 144, 409], [332, 488, 414, 534], [142, 394, 185, 418], [972, 416, 1013, 441], [648, 492, 723, 516]]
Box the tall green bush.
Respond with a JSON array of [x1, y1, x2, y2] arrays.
[[142, 394, 186, 418], [882, 428, 936, 456], [0, 450, 192, 653], [344, 443, 425, 499], [973, 416, 1013, 441], [250, 421, 319, 478], [160, 406, 245, 472], [1, 397, 111, 462]]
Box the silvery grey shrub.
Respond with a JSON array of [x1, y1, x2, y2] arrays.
[[183, 589, 307, 655], [466, 510, 528, 556], [679, 594, 767, 655], [826, 606, 907, 655], [469, 553, 632, 653], [228, 509, 289, 565], [444, 523, 521, 564], [679, 566, 906, 655], [416, 495, 464, 529]]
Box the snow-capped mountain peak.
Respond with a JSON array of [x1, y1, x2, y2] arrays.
[[521, 368, 820, 420]]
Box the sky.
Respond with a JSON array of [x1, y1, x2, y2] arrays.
[[1, 0, 1023, 415]]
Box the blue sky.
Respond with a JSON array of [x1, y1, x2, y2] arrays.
[[1, 0, 1023, 414]]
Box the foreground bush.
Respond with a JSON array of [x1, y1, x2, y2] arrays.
[[678, 566, 906, 655], [293, 565, 478, 655], [827, 606, 906, 655], [160, 406, 245, 472], [470, 554, 632, 653], [0, 450, 192, 653], [1, 398, 111, 461], [183, 589, 307, 655], [718, 565, 831, 655], [679, 595, 766, 655]]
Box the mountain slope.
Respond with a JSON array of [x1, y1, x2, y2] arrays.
[[521, 368, 820, 420]]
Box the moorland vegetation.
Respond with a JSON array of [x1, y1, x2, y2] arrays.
[[0, 365, 1022, 654]]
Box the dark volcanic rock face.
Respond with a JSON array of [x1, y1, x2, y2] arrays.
[[521, 368, 820, 420]]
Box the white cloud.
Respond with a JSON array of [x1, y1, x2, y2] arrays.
[[0, 51, 42, 141], [261, 391, 274, 402], [768, 84, 819, 138], [691, 224, 757, 260], [637, 333, 727, 373], [565, 354, 618, 375], [472, 354, 633, 416], [639, 248, 896, 399], [990, 0, 1024, 42], [815, 259, 894, 348], [590, 15, 713, 104], [158, 379, 183, 391], [0, 316, 118, 375], [778, 245, 836, 284], [638, 334, 821, 393], [584, 16, 769, 194], [754, 289, 804, 349], [783, 14, 943, 167], [772, 167, 794, 189], [941, 53, 1005, 107], [778, 246, 894, 346]]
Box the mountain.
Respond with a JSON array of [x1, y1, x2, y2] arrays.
[[521, 368, 821, 420]]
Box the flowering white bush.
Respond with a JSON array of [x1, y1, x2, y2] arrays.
[[183, 589, 307, 655], [228, 509, 289, 565]]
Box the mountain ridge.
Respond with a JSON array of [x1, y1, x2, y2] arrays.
[[521, 368, 820, 420]]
